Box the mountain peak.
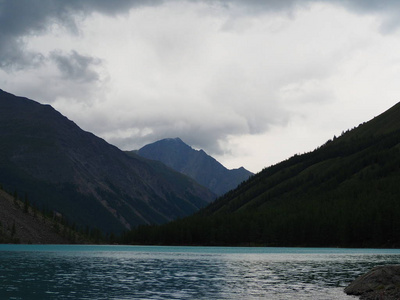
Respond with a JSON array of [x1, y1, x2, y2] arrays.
[[164, 137, 184, 143], [138, 138, 253, 196], [128, 101, 400, 247], [150, 137, 189, 147], [0, 90, 215, 233]]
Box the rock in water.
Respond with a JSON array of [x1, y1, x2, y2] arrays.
[[345, 265, 400, 299]]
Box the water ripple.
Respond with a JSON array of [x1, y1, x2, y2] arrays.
[[0, 246, 399, 299]]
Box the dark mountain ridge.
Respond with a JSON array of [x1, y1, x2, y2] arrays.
[[123, 102, 400, 247], [0, 89, 214, 233], [136, 138, 253, 196]]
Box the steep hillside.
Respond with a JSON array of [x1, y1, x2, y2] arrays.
[[0, 89, 214, 233], [123, 102, 400, 247], [0, 188, 74, 244], [136, 138, 253, 196]]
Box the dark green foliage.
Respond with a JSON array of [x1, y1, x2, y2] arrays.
[[122, 102, 400, 248], [23, 193, 29, 213], [11, 220, 16, 237]]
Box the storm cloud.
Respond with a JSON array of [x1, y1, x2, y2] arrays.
[[0, 0, 163, 68], [2, 0, 400, 68], [2, 0, 400, 66], [1, 0, 400, 172], [50, 50, 101, 83]]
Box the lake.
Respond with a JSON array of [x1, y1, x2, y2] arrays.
[[1, 245, 400, 299]]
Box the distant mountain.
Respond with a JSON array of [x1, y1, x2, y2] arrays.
[[136, 138, 253, 196], [123, 102, 400, 248], [0, 89, 214, 233]]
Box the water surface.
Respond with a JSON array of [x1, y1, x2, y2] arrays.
[[1, 245, 399, 299]]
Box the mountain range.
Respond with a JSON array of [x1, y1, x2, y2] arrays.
[[0, 89, 214, 233], [5, 86, 399, 247], [135, 138, 253, 196], [123, 101, 400, 248]]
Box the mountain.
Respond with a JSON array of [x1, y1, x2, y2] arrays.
[[0, 187, 73, 244], [123, 102, 400, 248], [136, 138, 253, 196], [0, 89, 214, 233]]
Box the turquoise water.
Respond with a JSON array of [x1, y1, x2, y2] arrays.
[[1, 245, 400, 299]]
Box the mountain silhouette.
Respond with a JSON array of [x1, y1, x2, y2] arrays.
[[136, 138, 253, 196], [0, 89, 214, 233], [124, 101, 400, 248]]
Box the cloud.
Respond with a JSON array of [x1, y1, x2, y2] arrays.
[[334, 0, 400, 33], [2, 0, 400, 172], [1, 0, 400, 69], [50, 50, 101, 83], [42, 1, 358, 156], [0, 1, 70, 69], [335, 0, 400, 14], [210, 0, 400, 33], [0, 0, 164, 69], [202, 0, 303, 15]]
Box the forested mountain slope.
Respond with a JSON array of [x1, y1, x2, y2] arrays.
[[0, 187, 76, 244], [0, 89, 214, 233], [136, 138, 253, 196], [123, 102, 400, 247]]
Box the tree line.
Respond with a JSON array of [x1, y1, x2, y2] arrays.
[[119, 126, 400, 248]]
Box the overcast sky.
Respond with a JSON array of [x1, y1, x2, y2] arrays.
[[1, 0, 400, 173]]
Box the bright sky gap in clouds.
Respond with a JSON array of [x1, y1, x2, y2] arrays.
[[1, 0, 400, 173]]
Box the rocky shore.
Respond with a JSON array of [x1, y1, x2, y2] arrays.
[[345, 265, 400, 300]]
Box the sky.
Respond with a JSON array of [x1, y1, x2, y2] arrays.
[[1, 0, 400, 173]]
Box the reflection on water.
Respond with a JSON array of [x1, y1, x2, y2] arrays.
[[0, 245, 399, 299]]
